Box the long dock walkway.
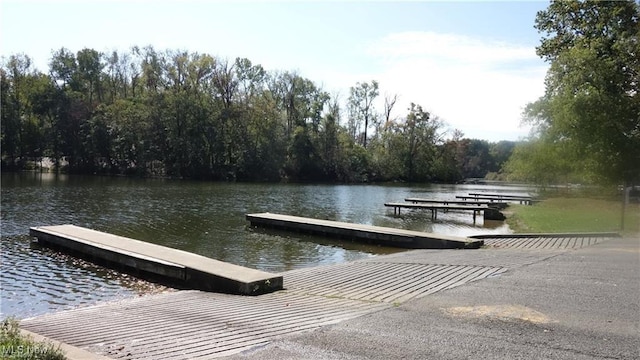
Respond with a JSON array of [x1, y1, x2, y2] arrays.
[[29, 225, 282, 295], [245, 213, 483, 249], [20, 233, 621, 360]]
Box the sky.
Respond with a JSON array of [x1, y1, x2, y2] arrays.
[[1, 0, 551, 141]]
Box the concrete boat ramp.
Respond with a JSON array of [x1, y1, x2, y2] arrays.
[[20, 233, 618, 360]]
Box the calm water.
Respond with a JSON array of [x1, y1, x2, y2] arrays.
[[1, 172, 528, 319]]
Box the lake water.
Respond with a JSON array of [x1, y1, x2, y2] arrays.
[[1, 172, 530, 319]]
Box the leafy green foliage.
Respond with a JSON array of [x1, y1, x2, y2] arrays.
[[512, 0, 640, 185], [1, 317, 66, 360], [1, 47, 515, 182], [347, 80, 379, 148]]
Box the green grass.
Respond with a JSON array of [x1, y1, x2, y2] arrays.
[[506, 197, 640, 235], [1, 318, 66, 360]]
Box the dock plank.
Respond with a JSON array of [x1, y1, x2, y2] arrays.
[[30, 225, 283, 295]]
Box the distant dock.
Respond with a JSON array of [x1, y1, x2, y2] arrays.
[[384, 202, 505, 221], [457, 193, 536, 205], [467, 192, 534, 199], [246, 213, 483, 249], [405, 197, 508, 209], [30, 225, 283, 295]]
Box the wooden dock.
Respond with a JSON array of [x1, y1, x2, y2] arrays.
[[468, 192, 533, 199], [385, 202, 485, 219], [245, 213, 483, 249], [404, 197, 508, 210], [385, 202, 505, 221], [29, 225, 283, 295]]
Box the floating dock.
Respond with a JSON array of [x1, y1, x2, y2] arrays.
[[246, 213, 483, 249], [29, 225, 283, 295]]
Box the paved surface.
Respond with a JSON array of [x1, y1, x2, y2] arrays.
[[21, 248, 504, 359], [482, 235, 608, 249], [20, 235, 638, 359], [229, 235, 640, 360]]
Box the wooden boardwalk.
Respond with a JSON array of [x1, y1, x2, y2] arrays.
[[30, 225, 282, 295], [246, 213, 483, 249], [20, 234, 615, 360]]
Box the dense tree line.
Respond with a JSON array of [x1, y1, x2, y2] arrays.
[[505, 0, 639, 186], [1, 47, 514, 182]]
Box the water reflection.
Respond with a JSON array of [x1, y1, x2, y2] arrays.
[[1, 172, 526, 319]]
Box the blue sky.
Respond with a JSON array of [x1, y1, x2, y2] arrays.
[[1, 1, 550, 141]]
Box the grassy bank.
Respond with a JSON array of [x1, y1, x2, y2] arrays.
[[506, 197, 640, 235], [1, 318, 66, 360]]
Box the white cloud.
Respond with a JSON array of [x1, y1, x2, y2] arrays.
[[363, 31, 548, 141], [369, 31, 536, 66]]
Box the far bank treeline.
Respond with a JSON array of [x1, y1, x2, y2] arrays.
[[1, 48, 515, 182]]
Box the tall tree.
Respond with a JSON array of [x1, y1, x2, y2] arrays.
[[404, 103, 440, 181], [76, 48, 104, 104], [348, 80, 379, 148], [49, 48, 77, 90], [526, 0, 640, 185]]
